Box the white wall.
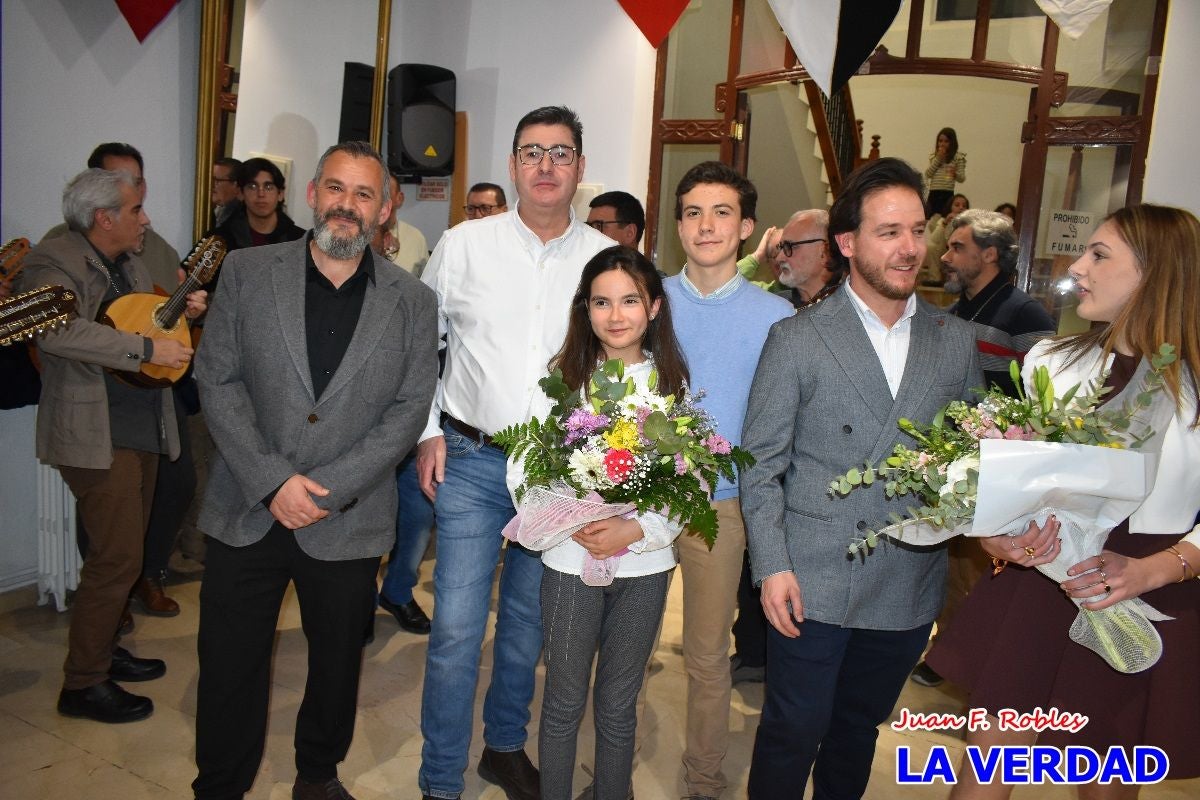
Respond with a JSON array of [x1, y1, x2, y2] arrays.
[[1144, 0, 1200, 211], [232, 0, 657, 251], [1, 0, 200, 252], [231, 0, 380, 227], [0, 0, 199, 591]]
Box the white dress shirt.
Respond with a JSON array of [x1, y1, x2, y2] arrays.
[[843, 282, 918, 397], [420, 204, 614, 441]]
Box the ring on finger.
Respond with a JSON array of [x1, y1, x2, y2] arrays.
[[1024, 545, 1037, 557], [1103, 582, 1112, 593]]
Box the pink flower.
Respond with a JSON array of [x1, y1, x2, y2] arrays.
[[704, 434, 732, 455], [674, 452, 688, 475], [1003, 423, 1035, 441], [604, 449, 635, 483]]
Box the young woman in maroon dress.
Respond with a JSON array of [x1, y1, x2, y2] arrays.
[[927, 204, 1200, 799]]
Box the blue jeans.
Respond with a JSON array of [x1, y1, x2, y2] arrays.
[[380, 452, 434, 606], [419, 422, 544, 798]]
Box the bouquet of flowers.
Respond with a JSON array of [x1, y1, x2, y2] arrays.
[[494, 359, 753, 584], [830, 344, 1178, 673]]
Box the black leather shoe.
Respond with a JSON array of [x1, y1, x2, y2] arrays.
[[379, 596, 431, 635], [57, 679, 153, 723], [477, 747, 540, 800], [292, 776, 356, 799], [109, 646, 166, 682]]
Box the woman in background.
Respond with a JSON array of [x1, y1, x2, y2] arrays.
[[925, 127, 967, 219]]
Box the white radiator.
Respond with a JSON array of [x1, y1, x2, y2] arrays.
[[37, 463, 79, 612]]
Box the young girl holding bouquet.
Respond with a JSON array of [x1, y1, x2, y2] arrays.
[[512, 245, 690, 800], [928, 204, 1200, 798]]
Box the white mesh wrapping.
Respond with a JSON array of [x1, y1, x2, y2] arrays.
[[502, 481, 635, 552]]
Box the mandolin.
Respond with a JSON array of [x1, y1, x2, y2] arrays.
[[0, 285, 77, 346], [99, 235, 226, 388], [0, 237, 32, 285]]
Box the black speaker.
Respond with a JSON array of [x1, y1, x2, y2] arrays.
[[387, 64, 455, 180], [337, 62, 376, 143]]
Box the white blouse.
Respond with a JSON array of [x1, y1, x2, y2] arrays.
[[1022, 340, 1200, 548]]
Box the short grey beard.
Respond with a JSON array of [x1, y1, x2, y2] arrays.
[[313, 216, 375, 260], [944, 276, 965, 295]]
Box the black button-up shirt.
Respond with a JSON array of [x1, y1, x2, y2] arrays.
[[303, 236, 375, 400]]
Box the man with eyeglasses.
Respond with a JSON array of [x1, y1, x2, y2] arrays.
[[586, 190, 645, 248], [772, 209, 843, 309], [210, 157, 305, 263], [463, 182, 508, 219], [211, 157, 243, 228], [416, 106, 612, 800]]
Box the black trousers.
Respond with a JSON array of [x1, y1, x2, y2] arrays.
[[748, 619, 932, 800], [192, 524, 380, 799], [731, 549, 767, 667]]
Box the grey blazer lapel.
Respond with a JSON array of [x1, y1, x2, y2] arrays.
[[317, 260, 401, 404], [813, 289, 893, 425], [271, 249, 315, 402], [893, 303, 942, 410]]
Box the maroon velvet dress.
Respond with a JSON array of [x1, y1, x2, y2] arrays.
[[927, 352, 1200, 777]]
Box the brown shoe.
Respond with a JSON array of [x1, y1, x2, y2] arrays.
[[131, 576, 180, 617], [292, 776, 356, 799]]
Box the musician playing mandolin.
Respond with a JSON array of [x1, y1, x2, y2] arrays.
[[18, 167, 206, 725]]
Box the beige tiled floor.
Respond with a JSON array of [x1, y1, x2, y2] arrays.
[[1, 562, 1196, 799]]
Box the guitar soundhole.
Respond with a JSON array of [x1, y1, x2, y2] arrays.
[[152, 301, 179, 333]]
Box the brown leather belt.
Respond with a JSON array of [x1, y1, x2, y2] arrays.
[[444, 415, 503, 450]]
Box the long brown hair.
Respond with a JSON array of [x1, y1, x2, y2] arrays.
[[551, 245, 690, 396], [1050, 204, 1200, 426]]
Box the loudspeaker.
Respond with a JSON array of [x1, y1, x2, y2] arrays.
[[338, 62, 376, 143], [387, 64, 455, 179]]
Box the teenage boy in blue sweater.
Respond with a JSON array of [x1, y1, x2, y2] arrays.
[[663, 162, 794, 799]]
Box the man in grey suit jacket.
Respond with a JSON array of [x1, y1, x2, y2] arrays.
[[192, 142, 438, 800], [740, 158, 983, 800]]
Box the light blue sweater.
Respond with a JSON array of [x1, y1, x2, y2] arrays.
[[665, 274, 794, 500]]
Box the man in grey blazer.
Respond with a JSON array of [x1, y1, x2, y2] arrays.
[[740, 158, 983, 800], [192, 141, 438, 800]]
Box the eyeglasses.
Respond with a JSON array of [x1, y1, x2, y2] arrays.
[[245, 181, 278, 193], [464, 204, 500, 216], [587, 220, 631, 231], [778, 238, 824, 257], [514, 143, 578, 167]]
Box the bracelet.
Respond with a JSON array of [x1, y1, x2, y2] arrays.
[[991, 557, 1008, 576], [1165, 545, 1196, 582]]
